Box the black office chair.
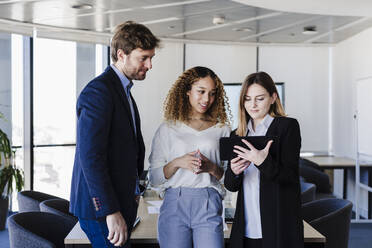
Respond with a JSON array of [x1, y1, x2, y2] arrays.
[[40, 198, 78, 224], [7, 211, 76, 248], [17, 190, 61, 212], [300, 181, 316, 204], [302, 198, 353, 248], [299, 158, 332, 193]]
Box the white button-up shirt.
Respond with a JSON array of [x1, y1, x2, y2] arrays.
[[243, 114, 274, 238]]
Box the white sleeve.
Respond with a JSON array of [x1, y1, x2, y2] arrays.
[[218, 125, 232, 183], [148, 124, 168, 187]]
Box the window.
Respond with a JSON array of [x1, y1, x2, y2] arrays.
[[2, 32, 109, 202], [33, 38, 77, 199], [32, 39, 108, 199]]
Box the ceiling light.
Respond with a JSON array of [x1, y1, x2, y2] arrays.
[[302, 25, 318, 35], [142, 0, 210, 9], [71, 4, 93, 10], [141, 17, 180, 25], [233, 27, 252, 32], [213, 15, 225, 25]]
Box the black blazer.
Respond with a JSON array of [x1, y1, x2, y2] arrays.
[[224, 117, 304, 248], [70, 66, 145, 230]]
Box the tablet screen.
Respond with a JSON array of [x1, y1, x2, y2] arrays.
[[219, 136, 278, 161]]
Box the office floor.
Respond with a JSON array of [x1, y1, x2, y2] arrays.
[[0, 228, 9, 248], [1, 223, 372, 248]]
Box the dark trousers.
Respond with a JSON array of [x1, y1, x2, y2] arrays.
[[79, 218, 131, 248], [244, 237, 262, 248]]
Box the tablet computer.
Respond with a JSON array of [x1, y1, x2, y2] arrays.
[[219, 136, 278, 161]]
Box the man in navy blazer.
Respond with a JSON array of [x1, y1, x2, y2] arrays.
[[70, 21, 159, 247]]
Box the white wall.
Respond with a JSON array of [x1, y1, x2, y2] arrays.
[[332, 27, 372, 217], [185, 44, 257, 83], [259, 46, 330, 152], [333, 27, 372, 158], [132, 42, 184, 169]]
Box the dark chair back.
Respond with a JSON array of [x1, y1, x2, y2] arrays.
[[301, 181, 316, 204], [302, 198, 353, 248], [17, 190, 61, 212], [299, 158, 331, 193], [7, 211, 76, 248], [40, 199, 78, 224]]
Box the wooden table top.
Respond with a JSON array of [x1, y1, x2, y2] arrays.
[[65, 191, 325, 244], [305, 156, 372, 168]]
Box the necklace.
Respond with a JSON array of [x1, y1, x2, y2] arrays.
[[186, 117, 210, 131], [187, 116, 211, 121]]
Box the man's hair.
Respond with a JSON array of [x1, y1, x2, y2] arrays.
[[110, 21, 160, 62]]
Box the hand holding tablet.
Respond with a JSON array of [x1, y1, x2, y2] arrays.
[[233, 139, 274, 166], [219, 136, 278, 163]]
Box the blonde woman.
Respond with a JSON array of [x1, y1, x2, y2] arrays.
[[149, 66, 231, 248], [225, 72, 303, 248]]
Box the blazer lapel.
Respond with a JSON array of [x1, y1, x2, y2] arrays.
[[265, 117, 279, 137], [105, 66, 137, 137], [130, 93, 141, 135]]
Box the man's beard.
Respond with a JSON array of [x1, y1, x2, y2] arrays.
[[131, 70, 147, 80]]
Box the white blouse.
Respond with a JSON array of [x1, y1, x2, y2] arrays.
[[243, 114, 274, 238], [148, 121, 231, 196]]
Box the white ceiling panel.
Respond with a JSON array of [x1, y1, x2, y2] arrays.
[[0, 0, 372, 45]]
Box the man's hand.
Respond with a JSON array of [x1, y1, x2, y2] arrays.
[[135, 195, 140, 205], [106, 211, 127, 247]]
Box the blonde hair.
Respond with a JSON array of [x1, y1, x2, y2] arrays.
[[236, 71, 286, 136], [164, 66, 231, 125]]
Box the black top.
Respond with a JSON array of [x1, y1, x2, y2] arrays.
[[224, 117, 304, 248]]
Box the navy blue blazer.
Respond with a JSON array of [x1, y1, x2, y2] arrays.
[[70, 66, 145, 226]]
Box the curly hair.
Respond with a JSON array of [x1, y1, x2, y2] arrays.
[[164, 66, 231, 125]]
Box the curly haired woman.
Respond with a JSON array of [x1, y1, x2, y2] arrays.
[[149, 66, 231, 248]]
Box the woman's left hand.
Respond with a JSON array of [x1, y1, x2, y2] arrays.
[[192, 150, 223, 180], [196, 151, 215, 174], [233, 139, 273, 166]]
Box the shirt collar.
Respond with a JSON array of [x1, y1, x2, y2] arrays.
[[110, 64, 133, 95], [247, 114, 274, 134]]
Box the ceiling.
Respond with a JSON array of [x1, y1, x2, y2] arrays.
[[0, 0, 372, 45]]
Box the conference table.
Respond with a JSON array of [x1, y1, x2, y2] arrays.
[[305, 156, 372, 218], [65, 191, 325, 248]]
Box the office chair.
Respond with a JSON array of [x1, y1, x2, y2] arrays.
[[300, 181, 316, 204], [18, 190, 61, 212], [7, 211, 76, 248], [40, 198, 78, 224], [299, 158, 332, 193], [302, 198, 353, 248]]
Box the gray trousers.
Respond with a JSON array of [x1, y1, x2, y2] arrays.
[[158, 187, 224, 248]]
